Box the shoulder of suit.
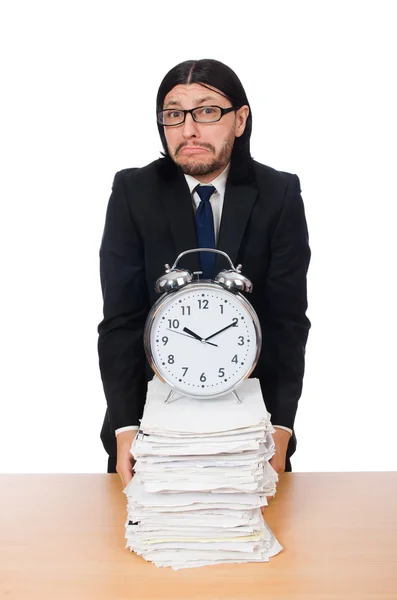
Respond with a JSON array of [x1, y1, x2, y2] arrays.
[[252, 159, 301, 193], [113, 159, 163, 185], [252, 159, 298, 183]]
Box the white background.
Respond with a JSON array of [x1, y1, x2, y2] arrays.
[[1, 1, 396, 473]]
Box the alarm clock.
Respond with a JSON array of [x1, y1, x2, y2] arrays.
[[143, 249, 262, 402]]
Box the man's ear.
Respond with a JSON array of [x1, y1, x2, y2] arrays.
[[235, 105, 250, 138]]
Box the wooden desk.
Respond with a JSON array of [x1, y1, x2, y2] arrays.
[[1, 473, 396, 599]]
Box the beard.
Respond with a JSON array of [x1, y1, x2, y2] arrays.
[[169, 131, 235, 177]]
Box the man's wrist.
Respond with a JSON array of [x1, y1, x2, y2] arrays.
[[273, 425, 293, 437], [115, 425, 139, 436]]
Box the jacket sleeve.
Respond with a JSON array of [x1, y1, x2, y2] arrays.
[[262, 174, 311, 430], [97, 170, 149, 431]]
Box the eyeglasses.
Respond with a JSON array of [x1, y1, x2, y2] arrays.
[[157, 105, 239, 126]]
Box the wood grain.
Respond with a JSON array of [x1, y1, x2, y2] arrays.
[[1, 473, 396, 599]]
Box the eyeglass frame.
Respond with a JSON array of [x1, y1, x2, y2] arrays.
[[157, 105, 240, 126]]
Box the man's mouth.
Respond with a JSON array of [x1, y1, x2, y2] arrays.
[[179, 147, 210, 154]]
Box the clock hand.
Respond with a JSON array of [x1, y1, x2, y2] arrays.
[[204, 321, 238, 341], [167, 328, 218, 347], [183, 327, 203, 341], [182, 327, 218, 347]]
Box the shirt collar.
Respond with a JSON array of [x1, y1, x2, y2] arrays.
[[183, 162, 231, 196]]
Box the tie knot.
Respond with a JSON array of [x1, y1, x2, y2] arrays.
[[195, 185, 216, 203]]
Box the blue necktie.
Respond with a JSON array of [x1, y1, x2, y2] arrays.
[[194, 185, 216, 279]]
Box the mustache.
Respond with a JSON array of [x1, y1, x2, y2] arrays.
[[176, 143, 215, 155]]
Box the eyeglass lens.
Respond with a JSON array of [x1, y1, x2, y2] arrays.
[[159, 106, 222, 125]]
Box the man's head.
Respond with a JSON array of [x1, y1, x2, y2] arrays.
[[156, 59, 252, 183]]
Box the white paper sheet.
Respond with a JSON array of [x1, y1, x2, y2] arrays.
[[124, 378, 282, 569]]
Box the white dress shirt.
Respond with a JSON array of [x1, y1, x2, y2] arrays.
[[115, 162, 292, 438]]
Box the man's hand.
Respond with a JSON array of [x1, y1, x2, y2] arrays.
[[263, 428, 292, 509], [116, 430, 138, 488], [269, 427, 291, 474]]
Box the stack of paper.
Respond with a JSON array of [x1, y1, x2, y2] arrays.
[[123, 377, 283, 569]]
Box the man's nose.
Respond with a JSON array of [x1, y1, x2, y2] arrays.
[[181, 112, 199, 137]]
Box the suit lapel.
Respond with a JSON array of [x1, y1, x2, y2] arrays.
[[214, 179, 259, 274], [158, 169, 201, 273], [158, 162, 259, 276]]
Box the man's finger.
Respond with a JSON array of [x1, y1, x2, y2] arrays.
[[116, 463, 133, 488], [115, 430, 138, 487]]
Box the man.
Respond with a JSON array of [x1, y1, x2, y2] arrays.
[[97, 58, 311, 488]]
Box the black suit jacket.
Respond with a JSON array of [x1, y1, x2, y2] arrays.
[[97, 157, 311, 461]]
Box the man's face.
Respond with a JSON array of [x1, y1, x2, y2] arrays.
[[162, 83, 249, 179]]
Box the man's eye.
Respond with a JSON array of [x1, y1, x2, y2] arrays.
[[170, 111, 182, 118], [201, 107, 215, 114]]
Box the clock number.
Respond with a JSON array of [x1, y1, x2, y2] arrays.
[[238, 336, 244, 346], [182, 367, 188, 377], [219, 304, 224, 314], [198, 299, 209, 310], [218, 368, 225, 377], [181, 305, 191, 315], [200, 372, 206, 382], [232, 317, 238, 326], [231, 355, 238, 363], [162, 336, 168, 346], [168, 355, 175, 364], [167, 319, 180, 329]]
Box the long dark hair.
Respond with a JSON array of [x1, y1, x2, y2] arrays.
[[155, 59, 255, 184]]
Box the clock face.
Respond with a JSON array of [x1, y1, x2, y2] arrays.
[[145, 282, 261, 397]]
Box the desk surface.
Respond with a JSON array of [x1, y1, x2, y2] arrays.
[[1, 473, 396, 600]]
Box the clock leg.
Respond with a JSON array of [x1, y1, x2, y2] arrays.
[[164, 389, 174, 404], [232, 390, 243, 404], [164, 390, 183, 404]]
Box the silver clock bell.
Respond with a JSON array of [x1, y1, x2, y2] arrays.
[[154, 265, 193, 294], [154, 248, 253, 294]]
